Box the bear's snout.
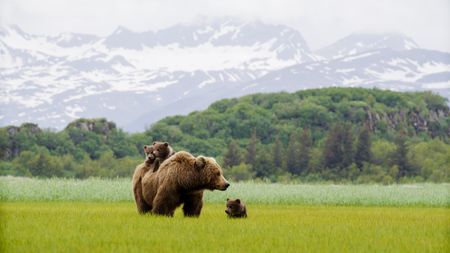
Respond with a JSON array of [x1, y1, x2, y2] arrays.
[[218, 182, 230, 191]]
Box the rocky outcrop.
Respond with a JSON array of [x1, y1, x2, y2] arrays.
[[1, 123, 42, 160], [365, 108, 449, 136], [65, 118, 116, 136]]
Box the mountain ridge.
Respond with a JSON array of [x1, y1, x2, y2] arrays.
[[1, 20, 449, 132], [316, 32, 420, 58]]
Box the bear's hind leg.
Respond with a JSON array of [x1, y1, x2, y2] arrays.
[[152, 188, 180, 217], [133, 179, 151, 214]]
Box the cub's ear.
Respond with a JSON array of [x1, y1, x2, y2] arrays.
[[236, 199, 241, 204], [194, 156, 206, 170], [164, 142, 169, 147], [153, 142, 156, 145], [226, 198, 229, 201], [143, 145, 148, 151]]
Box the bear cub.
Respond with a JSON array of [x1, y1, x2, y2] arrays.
[[225, 198, 247, 218], [144, 142, 174, 172]]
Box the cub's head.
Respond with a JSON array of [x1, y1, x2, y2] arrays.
[[151, 141, 174, 159], [225, 198, 243, 216], [194, 156, 230, 191], [143, 141, 174, 161], [143, 145, 155, 161]]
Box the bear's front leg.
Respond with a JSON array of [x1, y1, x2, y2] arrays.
[[182, 191, 204, 217]]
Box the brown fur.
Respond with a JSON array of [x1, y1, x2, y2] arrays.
[[141, 151, 230, 217], [225, 198, 247, 218], [131, 162, 153, 214], [131, 142, 174, 214]]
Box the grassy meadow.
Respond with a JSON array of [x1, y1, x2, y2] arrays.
[[1, 177, 449, 253]]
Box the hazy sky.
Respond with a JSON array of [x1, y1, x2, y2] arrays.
[[1, 0, 449, 52]]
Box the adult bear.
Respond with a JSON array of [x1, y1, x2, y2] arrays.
[[141, 151, 230, 217]]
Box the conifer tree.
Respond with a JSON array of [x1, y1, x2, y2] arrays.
[[355, 123, 371, 169], [272, 135, 283, 169], [323, 123, 354, 170], [223, 140, 241, 168], [298, 129, 312, 173], [393, 134, 413, 178], [341, 123, 354, 168], [323, 124, 342, 169], [286, 132, 300, 175], [245, 129, 258, 168]]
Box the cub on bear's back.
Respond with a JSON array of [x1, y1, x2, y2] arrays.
[[144, 142, 174, 171], [131, 141, 174, 214], [142, 151, 230, 217]]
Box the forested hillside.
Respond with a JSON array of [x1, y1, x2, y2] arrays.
[[1, 88, 449, 183]]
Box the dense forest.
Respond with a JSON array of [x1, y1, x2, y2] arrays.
[[1, 88, 449, 183]]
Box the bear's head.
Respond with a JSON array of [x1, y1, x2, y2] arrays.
[[225, 198, 243, 216], [195, 156, 230, 191]]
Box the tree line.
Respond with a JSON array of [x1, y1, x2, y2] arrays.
[[1, 88, 449, 183], [220, 123, 444, 184]]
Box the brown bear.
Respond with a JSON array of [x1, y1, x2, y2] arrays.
[[225, 198, 247, 218], [141, 151, 230, 217], [132, 142, 174, 214]]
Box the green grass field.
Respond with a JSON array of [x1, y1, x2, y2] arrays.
[[1, 177, 449, 252], [1, 203, 448, 253]]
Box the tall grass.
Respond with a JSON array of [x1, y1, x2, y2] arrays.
[[1, 176, 449, 206]]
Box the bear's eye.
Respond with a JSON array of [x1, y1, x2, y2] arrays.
[[216, 172, 220, 176]]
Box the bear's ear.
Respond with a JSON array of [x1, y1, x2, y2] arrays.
[[143, 145, 148, 151], [153, 142, 156, 145], [194, 156, 206, 170], [164, 142, 169, 147], [236, 199, 241, 204], [227, 198, 229, 201]]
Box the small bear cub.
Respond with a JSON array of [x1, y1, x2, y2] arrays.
[[225, 198, 247, 218], [143, 142, 174, 172]]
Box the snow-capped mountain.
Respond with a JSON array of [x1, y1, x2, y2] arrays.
[[128, 48, 450, 130], [1, 20, 449, 132], [317, 33, 419, 59], [241, 48, 450, 95], [0, 20, 315, 131]]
